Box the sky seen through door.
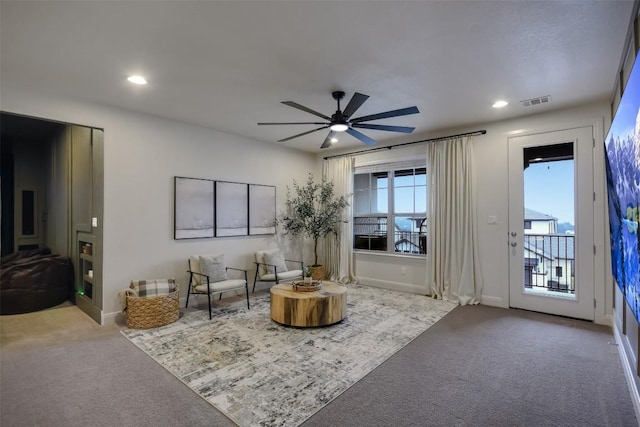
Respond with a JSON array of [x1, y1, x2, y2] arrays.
[[525, 159, 575, 226]]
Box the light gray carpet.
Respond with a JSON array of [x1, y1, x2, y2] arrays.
[[1, 292, 637, 427], [121, 284, 456, 427]]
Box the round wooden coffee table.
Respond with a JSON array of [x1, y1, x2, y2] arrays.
[[270, 281, 347, 327]]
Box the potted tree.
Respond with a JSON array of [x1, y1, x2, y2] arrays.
[[278, 174, 349, 280]]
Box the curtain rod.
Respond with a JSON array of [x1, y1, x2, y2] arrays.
[[322, 129, 487, 160]]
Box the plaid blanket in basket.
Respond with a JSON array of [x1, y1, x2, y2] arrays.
[[130, 279, 177, 297]]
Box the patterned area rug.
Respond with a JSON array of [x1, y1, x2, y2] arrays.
[[121, 284, 457, 427]]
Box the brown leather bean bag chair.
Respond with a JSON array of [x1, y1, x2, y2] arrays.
[[1, 248, 74, 315]]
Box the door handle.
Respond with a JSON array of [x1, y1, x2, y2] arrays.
[[510, 231, 517, 237], [510, 241, 517, 247]]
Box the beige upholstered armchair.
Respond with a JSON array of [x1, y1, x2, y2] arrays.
[[186, 253, 249, 319], [253, 249, 303, 292]]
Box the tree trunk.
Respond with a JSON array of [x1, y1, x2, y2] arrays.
[[313, 238, 319, 266]]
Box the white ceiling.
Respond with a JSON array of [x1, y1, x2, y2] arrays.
[[0, 1, 635, 153]]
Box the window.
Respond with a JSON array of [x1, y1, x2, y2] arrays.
[[524, 220, 532, 230], [354, 164, 426, 255]]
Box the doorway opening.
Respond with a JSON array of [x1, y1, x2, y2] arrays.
[[0, 112, 103, 322], [508, 126, 594, 321]]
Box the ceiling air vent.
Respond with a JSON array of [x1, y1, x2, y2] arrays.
[[521, 95, 551, 107]]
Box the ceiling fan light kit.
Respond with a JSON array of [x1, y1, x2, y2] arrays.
[[329, 123, 349, 132], [258, 90, 419, 149]]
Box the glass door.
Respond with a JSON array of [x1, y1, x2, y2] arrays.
[[508, 127, 594, 320]]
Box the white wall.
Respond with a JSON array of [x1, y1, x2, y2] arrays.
[[1, 89, 319, 321], [323, 101, 611, 324]]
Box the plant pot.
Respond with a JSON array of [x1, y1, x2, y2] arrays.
[[310, 265, 325, 280]]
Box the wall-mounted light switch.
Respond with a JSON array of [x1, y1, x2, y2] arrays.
[[92, 217, 98, 227], [488, 215, 498, 225]]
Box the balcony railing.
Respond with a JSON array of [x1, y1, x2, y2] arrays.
[[394, 230, 425, 254], [354, 216, 387, 251], [523, 234, 575, 293], [353, 216, 427, 254]]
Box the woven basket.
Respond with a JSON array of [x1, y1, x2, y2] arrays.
[[125, 288, 179, 329]]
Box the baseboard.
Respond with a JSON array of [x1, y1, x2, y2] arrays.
[[355, 279, 508, 304], [355, 276, 427, 295], [613, 321, 640, 422], [479, 295, 505, 308], [102, 310, 120, 325], [599, 314, 614, 328]]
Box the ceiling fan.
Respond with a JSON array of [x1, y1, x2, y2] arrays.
[[258, 91, 420, 149]]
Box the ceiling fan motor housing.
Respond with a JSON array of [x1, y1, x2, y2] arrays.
[[332, 91, 346, 101], [331, 111, 347, 123]]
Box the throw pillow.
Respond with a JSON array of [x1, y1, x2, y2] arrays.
[[257, 249, 280, 277], [264, 251, 288, 274], [199, 254, 227, 282]]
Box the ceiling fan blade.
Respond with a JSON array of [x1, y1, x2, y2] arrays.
[[320, 131, 336, 149], [351, 106, 420, 123], [258, 122, 327, 125], [351, 123, 415, 133], [346, 128, 377, 146], [277, 126, 329, 142], [341, 92, 369, 119], [282, 101, 331, 121]]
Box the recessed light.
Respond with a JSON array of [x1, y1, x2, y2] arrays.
[[492, 100, 508, 108], [127, 75, 147, 85]]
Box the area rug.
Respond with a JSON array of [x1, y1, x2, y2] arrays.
[[121, 283, 457, 427]]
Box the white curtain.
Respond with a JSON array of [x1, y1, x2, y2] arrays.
[[323, 156, 357, 284], [426, 136, 483, 305]]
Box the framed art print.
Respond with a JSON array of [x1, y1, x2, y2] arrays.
[[249, 184, 276, 235], [174, 177, 214, 239], [215, 181, 248, 236]]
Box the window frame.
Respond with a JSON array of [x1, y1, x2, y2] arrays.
[[353, 163, 427, 256]]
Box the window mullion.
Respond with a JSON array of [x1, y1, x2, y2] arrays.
[[387, 173, 394, 254]]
